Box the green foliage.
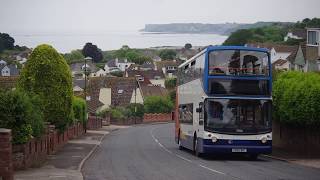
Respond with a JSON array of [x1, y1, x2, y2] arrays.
[[223, 26, 286, 46], [82, 42, 103, 63], [126, 103, 145, 118], [115, 46, 152, 65], [294, 18, 320, 28], [282, 38, 306, 45], [72, 97, 87, 124], [0, 90, 44, 144], [17, 44, 73, 131], [159, 49, 177, 60], [144, 96, 174, 113], [0, 32, 15, 53], [273, 71, 320, 127], [164, 78, 177, 89], [168, 90, 176, 105], [63, 50, 84, 64]]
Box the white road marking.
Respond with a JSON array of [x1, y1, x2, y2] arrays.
[[198, 164, 226, 175], [150, 126, 226, 176]]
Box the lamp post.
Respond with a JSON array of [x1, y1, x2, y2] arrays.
[[84, 56, 92, 133]]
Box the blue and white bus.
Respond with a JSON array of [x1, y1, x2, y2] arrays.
[[175, 46, 272, 158]]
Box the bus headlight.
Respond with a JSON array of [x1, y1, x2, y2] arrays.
[[261, 137, 267, 144], [212, 136, 218, 143]]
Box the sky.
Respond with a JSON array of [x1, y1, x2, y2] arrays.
[[0, 0, 320, 34]]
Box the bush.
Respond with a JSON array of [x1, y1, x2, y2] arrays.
[[273, 71, 320, 127], [126, 103, 145, 118], [159, 49, 177, 60], [72, 97, 87, 124], [97, 103, 144, 120], [144, 96, 174, 113], [165, 78, 177, 89], [17, 44, 73, 131], [0, 90, 44, 144]]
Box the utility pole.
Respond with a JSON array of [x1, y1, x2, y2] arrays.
[[84, 57, 92, 133]]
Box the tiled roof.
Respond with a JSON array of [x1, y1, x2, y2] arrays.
[[290, 29, 307, 39], [106, 59, 116, 67], [0, 76, 18, 89], [273, 59, 288, 66], [73, 79, 86, 89], [247, 43, 298, 53], [140, 62, 155, 69], [87, 77, 137, 113], [126, 69, 165, 80], [139, 84, 168, 99]]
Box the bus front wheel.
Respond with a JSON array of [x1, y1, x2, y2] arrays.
[[193, 135, 201, 157]]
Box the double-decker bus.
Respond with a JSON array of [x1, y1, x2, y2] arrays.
[[175, 46, 272, 158]]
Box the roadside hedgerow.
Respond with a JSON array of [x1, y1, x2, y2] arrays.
[[17, 44, 73, 131], [273, 71, 320, 127], [0, 90, 44, 144], [72, 96, 87, 124], [144, 96, 174, 113]]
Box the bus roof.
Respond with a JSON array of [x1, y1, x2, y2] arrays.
[[179, 45, 269, 69]]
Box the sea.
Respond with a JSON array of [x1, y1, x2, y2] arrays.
[[11, 31, 228, 53]]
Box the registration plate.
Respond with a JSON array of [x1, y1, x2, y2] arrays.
[[232, 148, 247, 153]]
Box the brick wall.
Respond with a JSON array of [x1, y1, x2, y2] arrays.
[[12, 120, 94, 170], [273, 120, 320, 157], [110, 117, 143, 125], [0, 129, 13, 180], [87, 116, 103, 130], [143, 113, 173, 123]]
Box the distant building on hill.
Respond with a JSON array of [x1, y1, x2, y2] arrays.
[[0, 60, 19, 77]]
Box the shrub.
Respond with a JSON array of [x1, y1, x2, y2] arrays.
[[159, 49, 177, 60], [126, 103, 145, 118], [0, 90, 44, 144], [72, 97, 87, 124], [165, 78, 177, 89], [273, 71, 320, 127], [17, 44, 73, 131], [144, 96, 174, 113]]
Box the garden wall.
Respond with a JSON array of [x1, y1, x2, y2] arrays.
[[0, 129, 13, 180], [143, 113, 173, 123], [10, 116, 103, 171], [273, 120, 320, 157]]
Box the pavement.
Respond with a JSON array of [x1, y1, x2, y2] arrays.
[[14, 125, 128, 180], [82, 123, 320, 180], [263, 148, 320, 169]]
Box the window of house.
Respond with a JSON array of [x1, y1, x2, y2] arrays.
[[118, 89, 124, 94], [308, 31, 318, 45]]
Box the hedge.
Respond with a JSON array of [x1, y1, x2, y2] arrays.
[[0, 90, 44, 144], [144, 96, 174, 113], [17, 44, 73, 131], [72, 96, 87, 124], [273, 71, 320, 127]]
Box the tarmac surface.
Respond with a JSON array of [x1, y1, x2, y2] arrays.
[[82, 123, 320, 180]]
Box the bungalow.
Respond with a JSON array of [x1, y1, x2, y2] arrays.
[[284, 29, 307, 41], [104, 58, 133, 73], [155, 60, 181, 78]]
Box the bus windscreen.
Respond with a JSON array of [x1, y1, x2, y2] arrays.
[[208, 50, 269, 76]]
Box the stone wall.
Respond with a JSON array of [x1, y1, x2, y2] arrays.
[[0, 129, 13, 180]]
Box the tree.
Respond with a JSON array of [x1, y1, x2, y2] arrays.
[[165, 78, 177, 89], [159, 49, 177, 60], [0, 33, 15, 52], [223, 29, 254, 46], [18, 44, 73, 131], [82, 42, 103, 63], [184, 43, 192, 50], [64, 50, 84, 64], [144, 96, 174, 113]]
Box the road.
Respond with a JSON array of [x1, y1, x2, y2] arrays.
[[82, 123, 320, 180]]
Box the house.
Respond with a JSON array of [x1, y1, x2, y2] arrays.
[[104, 58, 134, 73], [125, 69, 165, 87], [73, 79, 86, 93], [155, 60, 180, 78], [246, 43, 298, 63], [284, 29, 307, 41], [272, 59, 290, 71], [70, 61, 98, 78], [140, 61, 155, 71], [0, 61, 19, 77], [307, 28, 320, 46], [87, 77, 138, 113]]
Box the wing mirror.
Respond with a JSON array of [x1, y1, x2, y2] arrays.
[[196, 107, 202, 113]]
